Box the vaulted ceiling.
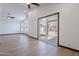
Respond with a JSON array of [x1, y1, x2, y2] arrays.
[[0, 3, 51, 22], [0, 3, 28, 22]]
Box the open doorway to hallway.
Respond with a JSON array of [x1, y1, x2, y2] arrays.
[[38, 12, 59, 46]]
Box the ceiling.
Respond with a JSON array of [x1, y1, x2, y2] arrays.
[[0, 3, 28, 22], [0, 3, 51, 22]]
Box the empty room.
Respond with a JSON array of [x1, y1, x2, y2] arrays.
[[0, 3, 79, 56]]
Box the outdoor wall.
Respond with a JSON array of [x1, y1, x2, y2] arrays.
[[28, 3, 79, 50]]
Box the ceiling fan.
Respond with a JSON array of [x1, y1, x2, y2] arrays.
[[27, 3, 40, 9]]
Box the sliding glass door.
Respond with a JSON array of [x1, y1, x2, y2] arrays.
[[38, 13, 59, 45], [38, 18, 48, 41], [47, 20, 58, 45]]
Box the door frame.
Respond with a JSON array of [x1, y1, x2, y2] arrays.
[[37, 12, 59, 46]]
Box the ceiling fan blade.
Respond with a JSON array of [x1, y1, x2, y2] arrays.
[[28, 4, 31, 9], [31, 3, 40, 6]]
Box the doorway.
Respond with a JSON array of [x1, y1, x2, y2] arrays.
[[38, 12, 59, 46], [20, 20, 28, 34]]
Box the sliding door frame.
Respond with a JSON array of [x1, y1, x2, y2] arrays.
[[37, 12, 59, 46]]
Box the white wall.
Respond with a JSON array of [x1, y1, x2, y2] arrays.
[[27, 11, 38, 37], [0, 4, 2, 20], [0, 21, 20, 34], [28, 3, 79, 50], [0, 3, 27, 34]]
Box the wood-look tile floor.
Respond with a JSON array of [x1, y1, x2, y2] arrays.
[[0, 34, 78, 56]]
